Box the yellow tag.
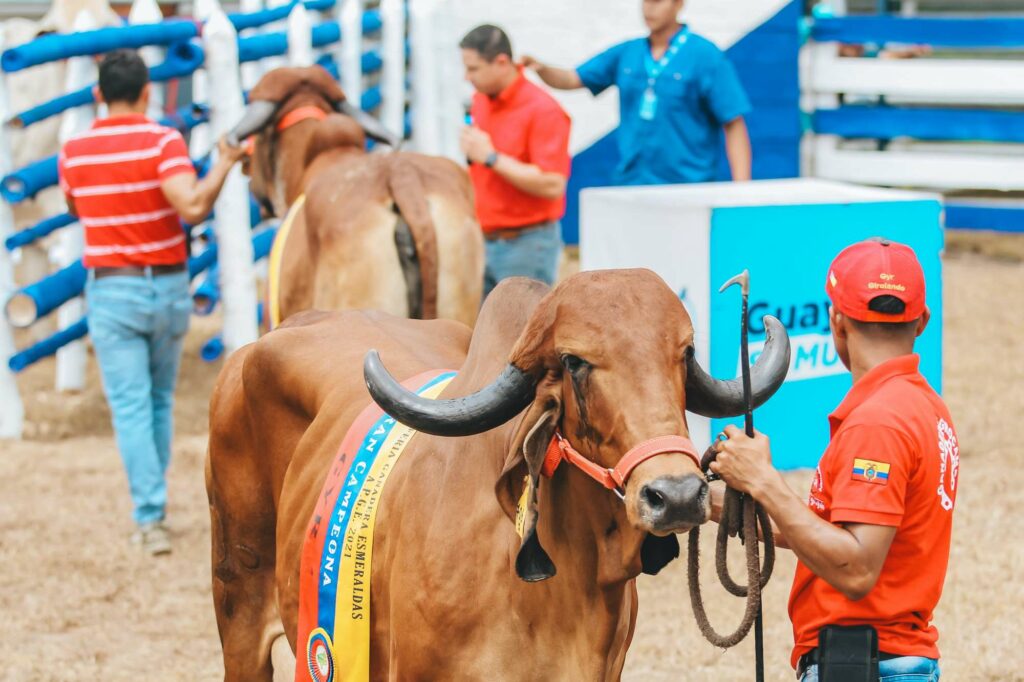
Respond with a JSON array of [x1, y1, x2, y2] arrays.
[[514, 475, 530, 538]]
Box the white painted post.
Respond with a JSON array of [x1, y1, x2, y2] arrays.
[[0, 28, 25, 439], [409, 0, 439, 154], [287, 2, 315, 67], [54, 9, 97, 393], [437, 0, 464, 162], [380, 0, 405, 139], [262, 0, 292, 73], [338, 0, 363, 104], [204, 7, 259, 354], [129, 0, 166, 120], [190, 0, 217, 159], [239, 0, 264, 90]]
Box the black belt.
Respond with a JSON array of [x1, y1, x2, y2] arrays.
[[92, 263, 187, 279], [797, 648, 902, 679], [483, 220, 552, 242]]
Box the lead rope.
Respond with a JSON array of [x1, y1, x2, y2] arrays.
[[687, 445, 775, 655]]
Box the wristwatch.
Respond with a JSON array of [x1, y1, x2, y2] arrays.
[[483, 151, 499, 168]]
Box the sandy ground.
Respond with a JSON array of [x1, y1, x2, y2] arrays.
[[1, 244, 1022, 681]]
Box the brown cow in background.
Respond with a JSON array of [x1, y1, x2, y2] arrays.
[[206, 270, 790, 680], [229, 66, 483, 327]]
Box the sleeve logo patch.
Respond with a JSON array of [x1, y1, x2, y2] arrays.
[[852, 458, 890, 485]]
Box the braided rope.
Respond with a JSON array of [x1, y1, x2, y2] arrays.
[[687, 449, 775, 648]]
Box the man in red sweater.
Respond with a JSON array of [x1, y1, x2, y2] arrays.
[[59, 50, 245, 555]]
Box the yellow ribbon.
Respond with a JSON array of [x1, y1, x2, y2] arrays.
[[267, 194, 306, 330]]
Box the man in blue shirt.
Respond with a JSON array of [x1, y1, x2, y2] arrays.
[[523, 0, 752, 185]]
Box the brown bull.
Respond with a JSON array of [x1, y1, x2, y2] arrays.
[[230, 66, 483, 327], [206, 270, 789, 680]]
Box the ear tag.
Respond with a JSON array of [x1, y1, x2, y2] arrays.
[[515, 475, 529, 539]]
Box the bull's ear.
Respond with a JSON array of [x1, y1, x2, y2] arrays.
[[495, 377, 561, 582]]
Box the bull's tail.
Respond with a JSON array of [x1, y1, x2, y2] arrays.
[[386, 156, 438, 319]]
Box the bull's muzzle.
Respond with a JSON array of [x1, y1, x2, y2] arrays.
[[637, 473, 710, 534]]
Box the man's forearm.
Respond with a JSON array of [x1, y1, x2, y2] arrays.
[[724, 117, 752, 182], [754, 473, 876, 598], [535, 64, 584, 91], [492, 155, 566, 200], [195, 156, 236, 216]]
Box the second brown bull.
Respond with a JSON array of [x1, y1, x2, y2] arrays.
[[230, 66, 484, 327]]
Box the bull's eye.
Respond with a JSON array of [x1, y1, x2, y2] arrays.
[[561, 354, 588, 375]]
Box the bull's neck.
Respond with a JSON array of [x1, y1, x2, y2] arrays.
[[539, 461, 647, 588], [530, 463, 644, 673]]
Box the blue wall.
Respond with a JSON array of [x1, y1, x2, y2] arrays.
[[706, 200, 944, 469]]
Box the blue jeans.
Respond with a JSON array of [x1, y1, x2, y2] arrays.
[[85, 269, 191, 525], [483, 220, 562, 298], [801, 656, 940, 681]]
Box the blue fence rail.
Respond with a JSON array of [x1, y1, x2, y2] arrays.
[[811, 16, 1024, 48], [813, 106, 1024, 144], [9, 41, 205, 128]]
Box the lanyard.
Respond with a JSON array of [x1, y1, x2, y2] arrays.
[[643, 25, 689, 88], [638, 26, 689, 121]]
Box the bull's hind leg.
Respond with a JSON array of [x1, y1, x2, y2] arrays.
[[207, 350, 282, 682]]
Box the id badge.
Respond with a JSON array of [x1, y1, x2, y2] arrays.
[[639, 87, 657, 121]]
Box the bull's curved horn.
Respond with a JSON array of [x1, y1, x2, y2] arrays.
[[363, 350, 537, 437], [684, 316, 791, 419], [336, 100, 401, 149], [226, 100, 279, 147]]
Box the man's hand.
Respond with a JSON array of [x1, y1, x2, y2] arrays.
[[519, 55, 542, 72], [460, 126, 496, 165], [217, 135, 248, 165], [709, 425, 778, 499]]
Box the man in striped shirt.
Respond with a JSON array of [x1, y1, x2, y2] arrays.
[[58, 50, 245, 555]]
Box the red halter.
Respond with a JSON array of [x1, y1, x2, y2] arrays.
[[542, 432, 701, 498], [276, 105, 329, 132]]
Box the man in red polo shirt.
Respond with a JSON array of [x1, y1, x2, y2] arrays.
[[458, 24, 571, 297], [711, 238, 958, 680], [58, 50, 245, 555]]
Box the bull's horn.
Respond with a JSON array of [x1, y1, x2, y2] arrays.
[[226, 100, 279, 147], [336, 100, 401, 149], [684, 316, 791, 419], [363, 350, 536, 437]]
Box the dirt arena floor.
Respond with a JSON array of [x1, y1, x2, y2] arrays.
[[1, 238, 1022, 681]]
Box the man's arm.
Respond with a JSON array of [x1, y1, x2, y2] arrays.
[[521, 56, 584, 91], [459, 127, 567, 200], [160, 137, 246, 225], [724, 117, 752, 182], [710, 425, 897, 601]]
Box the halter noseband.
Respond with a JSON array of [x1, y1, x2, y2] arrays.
[[542, 432, 701, 500]]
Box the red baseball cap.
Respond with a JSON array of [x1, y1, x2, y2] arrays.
[[825, 238, 926, 323]]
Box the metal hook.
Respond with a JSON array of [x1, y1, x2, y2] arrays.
[[719, 268, 750, 296]]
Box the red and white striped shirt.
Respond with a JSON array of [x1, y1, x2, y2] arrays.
[[58, 113, 195, 268]]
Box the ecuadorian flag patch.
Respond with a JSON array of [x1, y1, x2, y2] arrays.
[[852, 458, 890, 485]]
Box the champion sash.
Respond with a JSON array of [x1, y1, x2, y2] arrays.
[[295, 370, 456, 682], [267, 193, 306, 330]]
